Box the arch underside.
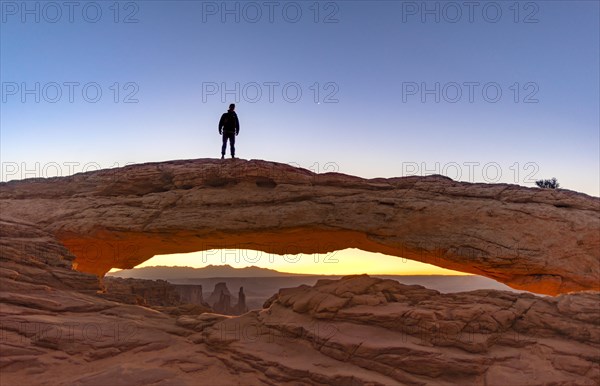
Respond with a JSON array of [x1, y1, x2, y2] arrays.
[[61, 224, 592, 296]]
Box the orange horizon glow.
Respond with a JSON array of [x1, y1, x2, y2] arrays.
[[110, 248, 471, 276]]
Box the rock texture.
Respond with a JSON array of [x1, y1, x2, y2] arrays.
[[194, 275, 600, 385], [0, 220, 248, 385], [1, 218, 598, 385], [100, 277, 212, 317], [206, 282, 247, 315], [174, 284, 205, 305], [0, 218, 100, 294], [207, 282, 233, 312], [102, 276, 186, 306], [0, 159, 598, 295], [236, 286, 248, 315]]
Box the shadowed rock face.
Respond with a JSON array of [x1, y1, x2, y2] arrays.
[[0, 218, 100, 293], [207, 282, 233, 309], [174, 284, 204, 305], [206, 282, 248, 315], [1, 158, 598, 295], [209, 282, 233, 314]]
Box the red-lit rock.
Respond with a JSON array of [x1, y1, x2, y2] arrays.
[[1, 159, 598, 295]]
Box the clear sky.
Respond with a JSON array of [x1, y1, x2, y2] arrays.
[[2, 1, 599, 275]]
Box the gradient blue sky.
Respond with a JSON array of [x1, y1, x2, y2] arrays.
[[2, 1, 598, 275], [2, 0, 598, 195]]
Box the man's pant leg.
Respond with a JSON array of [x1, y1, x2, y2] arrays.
[[221, 134, 228, 156], [229, 133, 236, 157]]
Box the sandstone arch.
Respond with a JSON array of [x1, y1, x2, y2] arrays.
[[0, 159, 598, 295]]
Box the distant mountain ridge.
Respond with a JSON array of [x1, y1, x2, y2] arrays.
[[108, 264, 307, 280]]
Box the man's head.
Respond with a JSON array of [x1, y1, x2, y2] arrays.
[[229, 103, 235, 111]]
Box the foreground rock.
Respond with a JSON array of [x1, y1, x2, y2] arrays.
[[1, 220, 598, 385], [0, 219, 255, 385], [0, 218, 99, 294], [1, 159, 598, 295], [201, 275, 600, 385]]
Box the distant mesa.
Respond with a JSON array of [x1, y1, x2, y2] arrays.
[[101, 276, 181, 306], [207, 282, 247, 316], [1, 158, 598, 295], [175, 284, 205, 305], [97, 272, 250, 316], [101, 276, 212, 314], [207, 282, 232, 307]]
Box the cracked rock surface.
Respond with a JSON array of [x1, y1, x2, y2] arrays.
[[1, 159, 599, 385], [1, 158, 598, 295], [1, 219, 598, 385]]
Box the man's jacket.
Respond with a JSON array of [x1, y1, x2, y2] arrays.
[[219, 111, 240, 134]]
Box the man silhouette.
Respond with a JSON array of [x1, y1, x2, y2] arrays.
[[219, 103, 240, 159]]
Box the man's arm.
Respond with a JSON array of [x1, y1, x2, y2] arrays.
[[218, 114, 224, 134], [235, 114, 240, 135]]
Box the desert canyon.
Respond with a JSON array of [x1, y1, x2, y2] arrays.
[[1, 159, 599, 385]]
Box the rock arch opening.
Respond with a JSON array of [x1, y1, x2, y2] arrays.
[[61, 222, 595, 296], [106, 248, 519, 315]]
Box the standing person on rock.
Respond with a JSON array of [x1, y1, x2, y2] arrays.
[[218, 103, 240, 159]]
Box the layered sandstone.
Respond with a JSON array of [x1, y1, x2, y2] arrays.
[[102, 276, 188, 306], [174, 284, 205, 305], [1, 159, 598, 295], [0, 220, 246, 385], [191, 275, 600, 385], [1, 219, 598, 385]]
